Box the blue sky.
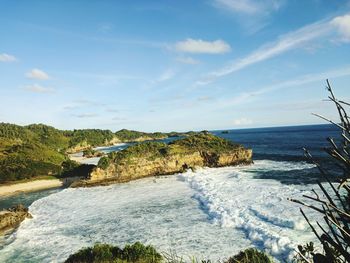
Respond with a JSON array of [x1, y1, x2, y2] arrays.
[[0, 0, 350, 132]]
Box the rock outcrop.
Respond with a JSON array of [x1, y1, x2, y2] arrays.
[[0, 204, 32, 234], [72, 133, 252, 187]]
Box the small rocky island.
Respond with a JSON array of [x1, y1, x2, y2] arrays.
[[72, 133, 252, 187]]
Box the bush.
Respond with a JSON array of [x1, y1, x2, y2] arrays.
[[225, 248, 273, 263], [65, 242, 162, 263], [97, 156, 111, 170]]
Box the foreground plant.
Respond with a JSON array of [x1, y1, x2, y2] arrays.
[[291, 80, 350, 262], [65, 242, 163, 263], [66, 243, 272, 263]]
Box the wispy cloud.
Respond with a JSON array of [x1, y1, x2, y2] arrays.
[[331, 14, 350, 42], [175, 38, 231, 54], [195, 14, 345, 86], [26, 68, 50, 80], [155, 69, 176, 83], [62, 99, 106, 111], [176, 56, 200, 65], [97, 22, 113, 33], [212, 0, 285, 32], [23, 84, 54, 93], [72, 113, 98, 118], [213, 0, 282, 15], [106, 108, 119, 113], [197, 96, 214, 102], [112, 116, 126, 121], [219, 66, 350, 107], [0, 53, 17, 62]]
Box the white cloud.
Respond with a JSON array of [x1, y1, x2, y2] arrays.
[[156, 69, 175, 82], [175, 38, 231, 54], [195, 16, 337, 86], [24, 84, 54, 93], [73, 113, 97, 118], [0, 53, 17, 62], [331, 14, 350, 42], [233, 117, 253, 125], [176, 56, 200, 64], [26, 68, 50, 80], [214, 0, 282, 15]]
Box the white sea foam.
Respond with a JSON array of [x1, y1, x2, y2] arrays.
[[0, 160, 319, 262], [179, 160, 318, 261]]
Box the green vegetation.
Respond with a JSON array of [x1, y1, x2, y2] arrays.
[[169, 133, 241, 153], [0, 123, 196, 183], [65, 243, 272, 263], [60, 159, 95, 178], [113, 129, 197, 142], [67, 129, 115, 149], [83, 148, 104, 158], [225, 248, 273, 263], [65, 242, 162, 263], [115, 129, 170, 142], [0, 123, 68, 182], [98, 133, 242, 168]]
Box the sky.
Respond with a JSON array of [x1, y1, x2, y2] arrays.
[[0, 0, 350, 132]]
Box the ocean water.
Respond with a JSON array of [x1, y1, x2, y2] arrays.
[[0, 124, 340, 262]]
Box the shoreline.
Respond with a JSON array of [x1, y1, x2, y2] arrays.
[[0, 179, 63, 198]]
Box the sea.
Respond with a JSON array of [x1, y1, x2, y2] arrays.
[[0, 124, 341, 262]]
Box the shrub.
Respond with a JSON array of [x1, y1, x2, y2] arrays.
[[65, 242, 162, 263], [225, 248, 273, 263]]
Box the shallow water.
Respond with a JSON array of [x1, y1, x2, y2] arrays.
[[0, 160, 319, 262]]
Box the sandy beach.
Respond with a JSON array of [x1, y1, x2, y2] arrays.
[[0, 179, 63, 197]]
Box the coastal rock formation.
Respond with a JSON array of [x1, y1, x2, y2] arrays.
[[72, 133, 252, 187], [0, 204, 32, 234]]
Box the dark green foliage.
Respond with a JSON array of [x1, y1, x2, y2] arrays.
[[83, 148, 103, 158], [122, 242, 162, 263], [68, 129, 115, 148], [170, 132, 241, 153], [0, 138, 66, 182], [115, 129, 168, 142], [225, 248, 273, 263], [97, 142, 167, 167], [25, 123, 70, 150], [0, 123, 37, 142], [116, 142, 167, 160], [97, 156, 111, 170], [61, 160, 95, 178], [65, 242, 162, 263]]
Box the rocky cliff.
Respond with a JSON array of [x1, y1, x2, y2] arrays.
[[72, 133, 252, 187], [0, 204, 32, 234]]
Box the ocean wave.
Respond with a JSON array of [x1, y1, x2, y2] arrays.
[[179, 160, 318, 261]]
